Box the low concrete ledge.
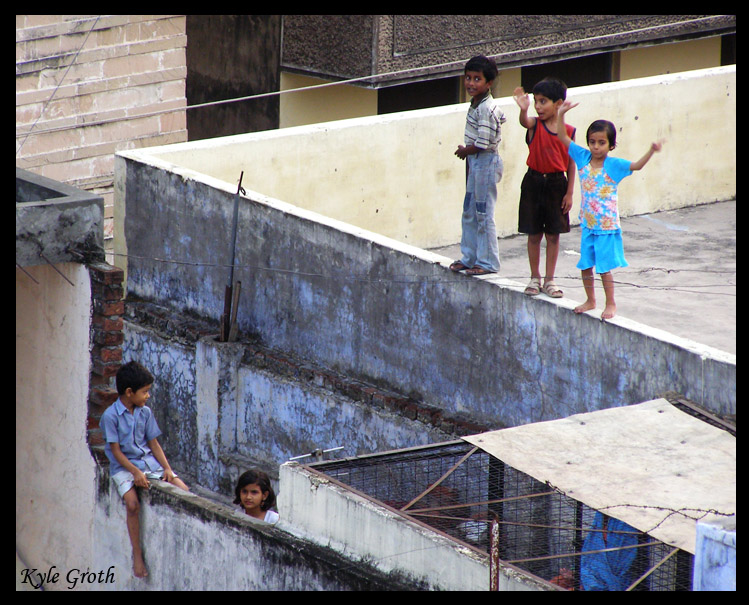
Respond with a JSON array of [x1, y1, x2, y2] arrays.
[[16, 167, 104, 266], [93, 464, 426, 591]]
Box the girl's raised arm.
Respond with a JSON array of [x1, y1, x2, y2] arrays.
[[556, 100, 578, 148], [630, 140, 664, 171]]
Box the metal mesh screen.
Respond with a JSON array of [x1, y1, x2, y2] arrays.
[[310, 441, 693, 591]]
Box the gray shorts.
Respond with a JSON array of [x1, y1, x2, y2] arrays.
[[111, 468, 173, 497]]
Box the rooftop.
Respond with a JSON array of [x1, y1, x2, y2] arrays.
[[433, 199, 736, 356], [281, 15, 736, 87], [296, 396, 735, 590]]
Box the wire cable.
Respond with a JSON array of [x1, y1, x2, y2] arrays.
[[16, 15, 101, 154], [109, 251, 735, 297]]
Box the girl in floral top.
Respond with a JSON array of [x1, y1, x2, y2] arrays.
[[557, 100, 664, 319]]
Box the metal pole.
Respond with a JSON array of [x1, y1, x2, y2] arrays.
[[221, 172, 244, 341], [490, 515, 500, 590], [228, 171, 244, 291]]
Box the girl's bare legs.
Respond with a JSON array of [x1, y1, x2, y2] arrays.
[[600, 271, 617, 319], [574, 268, 596, 314]]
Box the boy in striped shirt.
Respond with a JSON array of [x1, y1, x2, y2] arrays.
[[451, 55, 506, 276]]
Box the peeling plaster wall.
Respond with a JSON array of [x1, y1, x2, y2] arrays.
[[121, 309, 458, 497], [87, 467, 423, 591], [16, 262, 98, 575], [116, 152, 735, 431], [122, 320, 199, 474]]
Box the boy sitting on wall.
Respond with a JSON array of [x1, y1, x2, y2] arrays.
[[100, 360, 189, 578]]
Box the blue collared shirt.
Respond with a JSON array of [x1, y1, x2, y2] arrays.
[[100, 398, 163, 475]]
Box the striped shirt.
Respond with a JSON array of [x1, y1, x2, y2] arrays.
[[464, 93, 506, 152]]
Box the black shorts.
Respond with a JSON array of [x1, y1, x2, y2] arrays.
[[518, 168, 571, 235]]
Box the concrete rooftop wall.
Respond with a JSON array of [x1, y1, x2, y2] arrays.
[[116, 126, 734, 432], [16, 167, 104, 266], [122, 66, 736, 249]]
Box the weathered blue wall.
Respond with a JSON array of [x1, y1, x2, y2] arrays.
[[123, 319, 199, 473], [693, 518, 736, 591], [118, 155, 735, 433], [123, 302, 459, 496]]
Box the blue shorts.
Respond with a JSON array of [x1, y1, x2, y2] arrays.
[[576, 228, 628, 274], [111, 468, 172, 497]]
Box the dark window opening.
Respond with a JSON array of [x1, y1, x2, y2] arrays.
[[378, 77, 461, 115], [521, 53, 614, 92]]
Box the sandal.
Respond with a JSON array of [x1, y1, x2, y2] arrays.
[[524, 277, 541, 296], [466, 265, 494, 275], [542, 281, 563, 298], [449, 261, 470, 272]]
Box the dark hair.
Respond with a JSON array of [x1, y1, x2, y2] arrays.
[[464, 55, 498, 84], [532, 77, 567, 102], [115, 361, 154, 395], [586, 119, 617, 149], [233, 469, 276, 511]]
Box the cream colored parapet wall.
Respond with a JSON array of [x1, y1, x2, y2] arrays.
[[139, 66, 735, 249]]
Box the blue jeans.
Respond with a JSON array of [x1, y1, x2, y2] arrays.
[[460, 151, 503, 272]]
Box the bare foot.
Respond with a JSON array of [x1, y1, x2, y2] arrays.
[[574, 300, 596, 314], [601, 304, 617, 320], [133, 554, 148, 578]]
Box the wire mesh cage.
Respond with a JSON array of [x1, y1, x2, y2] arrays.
[[309, 440, 693, 591]]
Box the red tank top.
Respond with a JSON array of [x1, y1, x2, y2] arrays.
[[526, 120, 575, 173]]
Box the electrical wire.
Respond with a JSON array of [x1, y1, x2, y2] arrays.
[[16, 15, 101, 154], [109, 251, 735, 297]]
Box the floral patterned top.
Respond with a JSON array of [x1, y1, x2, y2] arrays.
[[569, 141, 632, 233]]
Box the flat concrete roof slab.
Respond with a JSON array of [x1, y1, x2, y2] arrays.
[[16, 168, 104, 267], [433, 200, 736, 355]]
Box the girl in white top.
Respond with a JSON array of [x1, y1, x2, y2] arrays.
[[234, 469, 280, 524]]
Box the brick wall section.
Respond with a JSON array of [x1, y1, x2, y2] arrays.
[[87, 261, 125, 463], [15, 15, 187, 243]]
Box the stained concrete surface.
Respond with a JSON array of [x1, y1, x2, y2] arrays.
[[432, 200, 736, 355]]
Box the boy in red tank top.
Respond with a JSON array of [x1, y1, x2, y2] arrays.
[[513, 78, 576, 298]]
